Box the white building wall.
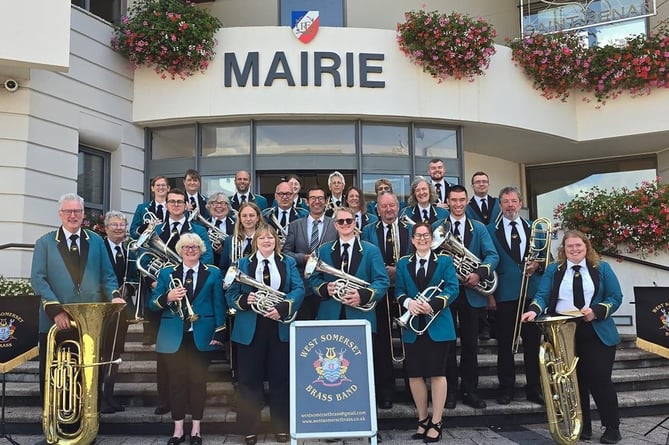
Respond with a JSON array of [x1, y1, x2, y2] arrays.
[[0, 8, 144, 279]]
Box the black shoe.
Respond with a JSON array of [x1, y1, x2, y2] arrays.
[[462, 393, 486, 409], [245, 434, 257, 445], [496, 390, 512, 405], [445, 395, 457, 409], [275, 432, 289, 443], [167, 435, 185, 445], [100, 400, 116, 414], [478, 328, 491, 341], [190, 434, 202, 445], [423, 419, 443, 443], [154, 405, 170, 415], [411, 417, 429, 440], [600, 427, 621, 444], [580, 425, 592, 441], [526, 392, 544, 405], [379, 399, 393, 409]]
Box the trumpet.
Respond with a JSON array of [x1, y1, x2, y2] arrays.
[[169, 276, 200, 323], [222, 265, 296, 323], [189, 207, 228, 249], [396, 280, 445, 335], [304, 256, 376, 311], [431, 221, 498, 296]]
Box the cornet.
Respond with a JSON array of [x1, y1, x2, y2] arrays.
[[396, 280, 445, 335], [304, 256, 376, 311], [169, 276, 200, 323]]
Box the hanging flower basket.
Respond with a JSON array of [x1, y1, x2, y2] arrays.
[[397, 10, 497, 82], [111, 0, 223, 80]]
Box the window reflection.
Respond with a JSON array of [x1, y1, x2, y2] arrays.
[[256, 123, 355, 155], [362, 123, 409, 156], [414, 127, 457, 158], [362, 174, 411, 205], [202, 124, 251, 157], [202, 176, 237, 198], [151, 126, 196, 160]]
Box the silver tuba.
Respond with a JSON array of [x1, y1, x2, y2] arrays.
[[431, 221, 498, 295], [395, 279, 445, 335], [304, 256, 376, 311], [188, 207, 227, 249], [222, 265, 296, 323]]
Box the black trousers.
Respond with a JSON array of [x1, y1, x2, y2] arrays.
[[295, 291, 319, 321], [165, 332, 211, 421], [372, 291, 399, 402], [446, 288, 481, 396], [495, 300, 541, 394], [235, 316, 289, 435], [576, 322, 620, 428]]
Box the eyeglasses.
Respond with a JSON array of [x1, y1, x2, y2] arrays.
[[60, 209, 84, 216], [181, 245, 200, 251], [276, 192, 293, 198], [413, 233, 432, 240], [108, 223, 127, 229], [335, 218, 355, 226], [472, 180, 489, 185], [210, 201, 228, 206], [167, 200, 185, 205], [308, 196, 326, 202]]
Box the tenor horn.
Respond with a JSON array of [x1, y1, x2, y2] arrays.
[[43, 302, 126, 445], [304, 256, 376, 311]]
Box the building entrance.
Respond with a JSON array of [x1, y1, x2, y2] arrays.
[[257, 170, 356, 204]]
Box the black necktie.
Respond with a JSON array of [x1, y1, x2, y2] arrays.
[[435, 183, 442, 202], [481, 198, 489, 216], [114, 245, 124, 263], [384, 224, 395, 265], [263, 259, 271, 286], [422, 209, 429, 222], [510, 221, 522, 263], [336, 200, 341, 207], [214, 219, 222, 229], [156, 204, 164, 221], [172, 221, 180, 235], [184, 269, 194, 330], [417, 258, 427, 290], [341, 243, 350, 273], [309, 220, 320, 252], [453, 221, 461, 240], [240, 194, 247, 203], [572, 265, 585, 309], [280, 210, 288, 227], [69, 234, 79, 257], [244, 237, 253, 255], [190, 196, 197, 210], [113, 245, 124, 277], [169, 221, 180, 250]]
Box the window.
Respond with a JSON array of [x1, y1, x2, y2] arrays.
[[414, 127, 458, 158], [256, 123, 355, 155], [78, 146, 110, 218], [151, 126, 196, 160], [362, 123, 409, 156], [72, 0, 124, 25], [202, 124, 251, 157]]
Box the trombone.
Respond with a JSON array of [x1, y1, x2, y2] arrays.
[[395, 280, 445, 335], [169, 276, 200, 323], [512, 217, 552, 354]]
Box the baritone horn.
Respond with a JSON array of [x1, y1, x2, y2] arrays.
[[533, 312, 583, 445], [304, 256, 376, 311], [395, 280, 445, 336], [169, 276, 200, 322], [43, 302, 126, 445], [188, 207, 227, 249]]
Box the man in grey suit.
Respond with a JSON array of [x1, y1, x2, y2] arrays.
[[282, 185, 337, 320], [30, 193, 124, 414]]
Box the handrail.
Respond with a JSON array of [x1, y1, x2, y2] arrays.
[[0, 243, 34, 250], [602, 252, 669, 272]]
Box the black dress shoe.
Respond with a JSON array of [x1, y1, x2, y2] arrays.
[[245, 434, 257, 445], [580, 425, 592, 441], [100, 401, 116, 414], [496, 391, 512, 405], [167, 435, 185, 445], [275, 432, 289, 443], [190, 434, 202, 445], [600, 427, 621, 444], [478, 328, 491, 341], [526, 392, 544, 405], [154, 405, 171, 415], [462, 393, 486, 409], [379, 399, 393, 409]]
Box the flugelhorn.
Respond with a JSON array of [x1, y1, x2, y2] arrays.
[[169, 276, 199, 322], [431, 221, 498, 295], [222, 265, 296, 323], [304, 256, 376, 311], [395, 280, 445, 335], [188, 207, 227, 249]]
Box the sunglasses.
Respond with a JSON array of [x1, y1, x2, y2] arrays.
[[335, 218, 355, 226]]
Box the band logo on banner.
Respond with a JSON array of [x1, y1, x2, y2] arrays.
[[291, 320, 377, 443], [634, 287, 669, 360], [0, 295, 40, 373]]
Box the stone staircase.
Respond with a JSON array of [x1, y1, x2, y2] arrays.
[[4, 324, 669, 435]]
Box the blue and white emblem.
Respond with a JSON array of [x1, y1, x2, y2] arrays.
[[0, 319, 15, 342], [292, 10, 319, 44]]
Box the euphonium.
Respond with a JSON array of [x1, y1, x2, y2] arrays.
[[533, 313, 583, 445], [304, 256, 376, 311], [395, 279, 445, 335], [188, 207, 227, 249], [43, 302, 125, 445], [512, 217, 552, 353], [222, 265, 296, 323], [431, 221, 498, 295]]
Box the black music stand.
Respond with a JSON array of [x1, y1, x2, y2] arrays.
[[1, 373, 19, 445]]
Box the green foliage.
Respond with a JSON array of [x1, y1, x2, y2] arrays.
[[0, 276, 35, 296]]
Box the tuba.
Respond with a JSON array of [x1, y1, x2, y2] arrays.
[[395, 279, 445, 336], [304, 256, 376, 311], [533, 312, 583, 445], [431, 221, 498, 295], [512, 217, 552, 353], [222, 265, 296, 323], [43, 302, 126, 445]]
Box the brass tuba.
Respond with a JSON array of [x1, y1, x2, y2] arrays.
[[43, 302, 126, 445], [222, 265, 296, 323], [431, 221, 498, 295], [533, 312, 583, 445], [304, 256, 376, 311]]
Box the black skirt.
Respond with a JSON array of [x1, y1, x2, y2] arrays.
[[404, 333, 450, 378]]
